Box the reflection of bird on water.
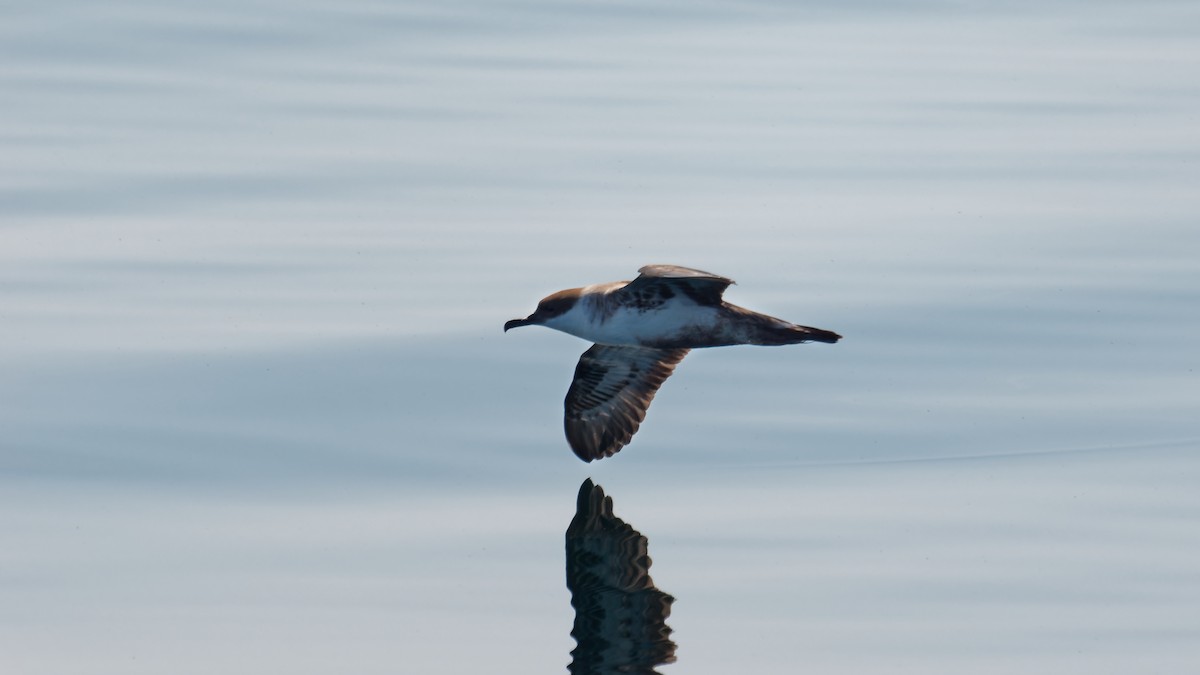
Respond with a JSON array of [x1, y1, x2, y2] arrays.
[[566, 478, 676, 675], [506, 265, 841, 461]]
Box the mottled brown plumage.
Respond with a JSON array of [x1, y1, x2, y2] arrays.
[[564, 345, 689, 461]]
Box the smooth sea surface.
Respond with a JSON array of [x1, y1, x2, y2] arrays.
[[2, 1, 1199, 673]]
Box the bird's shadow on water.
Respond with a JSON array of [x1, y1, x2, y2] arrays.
[[565, 478, 677, 674]]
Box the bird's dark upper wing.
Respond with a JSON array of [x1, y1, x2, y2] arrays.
[[564, 345, 689, 462], [616, 264, 735, 307]]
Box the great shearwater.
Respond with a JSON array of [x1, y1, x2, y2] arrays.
[[505, 264, 841, 461]]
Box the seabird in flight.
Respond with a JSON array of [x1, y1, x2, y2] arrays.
[[505, 264, 840, 461]]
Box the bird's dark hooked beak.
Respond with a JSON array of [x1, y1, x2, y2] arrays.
[[504, 317, 532, 332]]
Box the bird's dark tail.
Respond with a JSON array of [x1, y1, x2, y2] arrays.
[[757, 322, 842, 345], [722, 305, 841, 345]]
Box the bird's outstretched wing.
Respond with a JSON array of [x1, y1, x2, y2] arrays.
[[564, 345, 689, 461], [617, 264, 735, 307]]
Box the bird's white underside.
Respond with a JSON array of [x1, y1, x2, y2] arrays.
[[543, 282, 722, 346]]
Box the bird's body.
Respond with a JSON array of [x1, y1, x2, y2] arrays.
[[505, 265, 840, 461], [542, 282, 726, 348]]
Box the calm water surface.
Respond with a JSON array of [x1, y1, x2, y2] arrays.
[[2, 1, 1199, 673]]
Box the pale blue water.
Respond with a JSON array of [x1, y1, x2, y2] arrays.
[[2, 1, 1199, 673]]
